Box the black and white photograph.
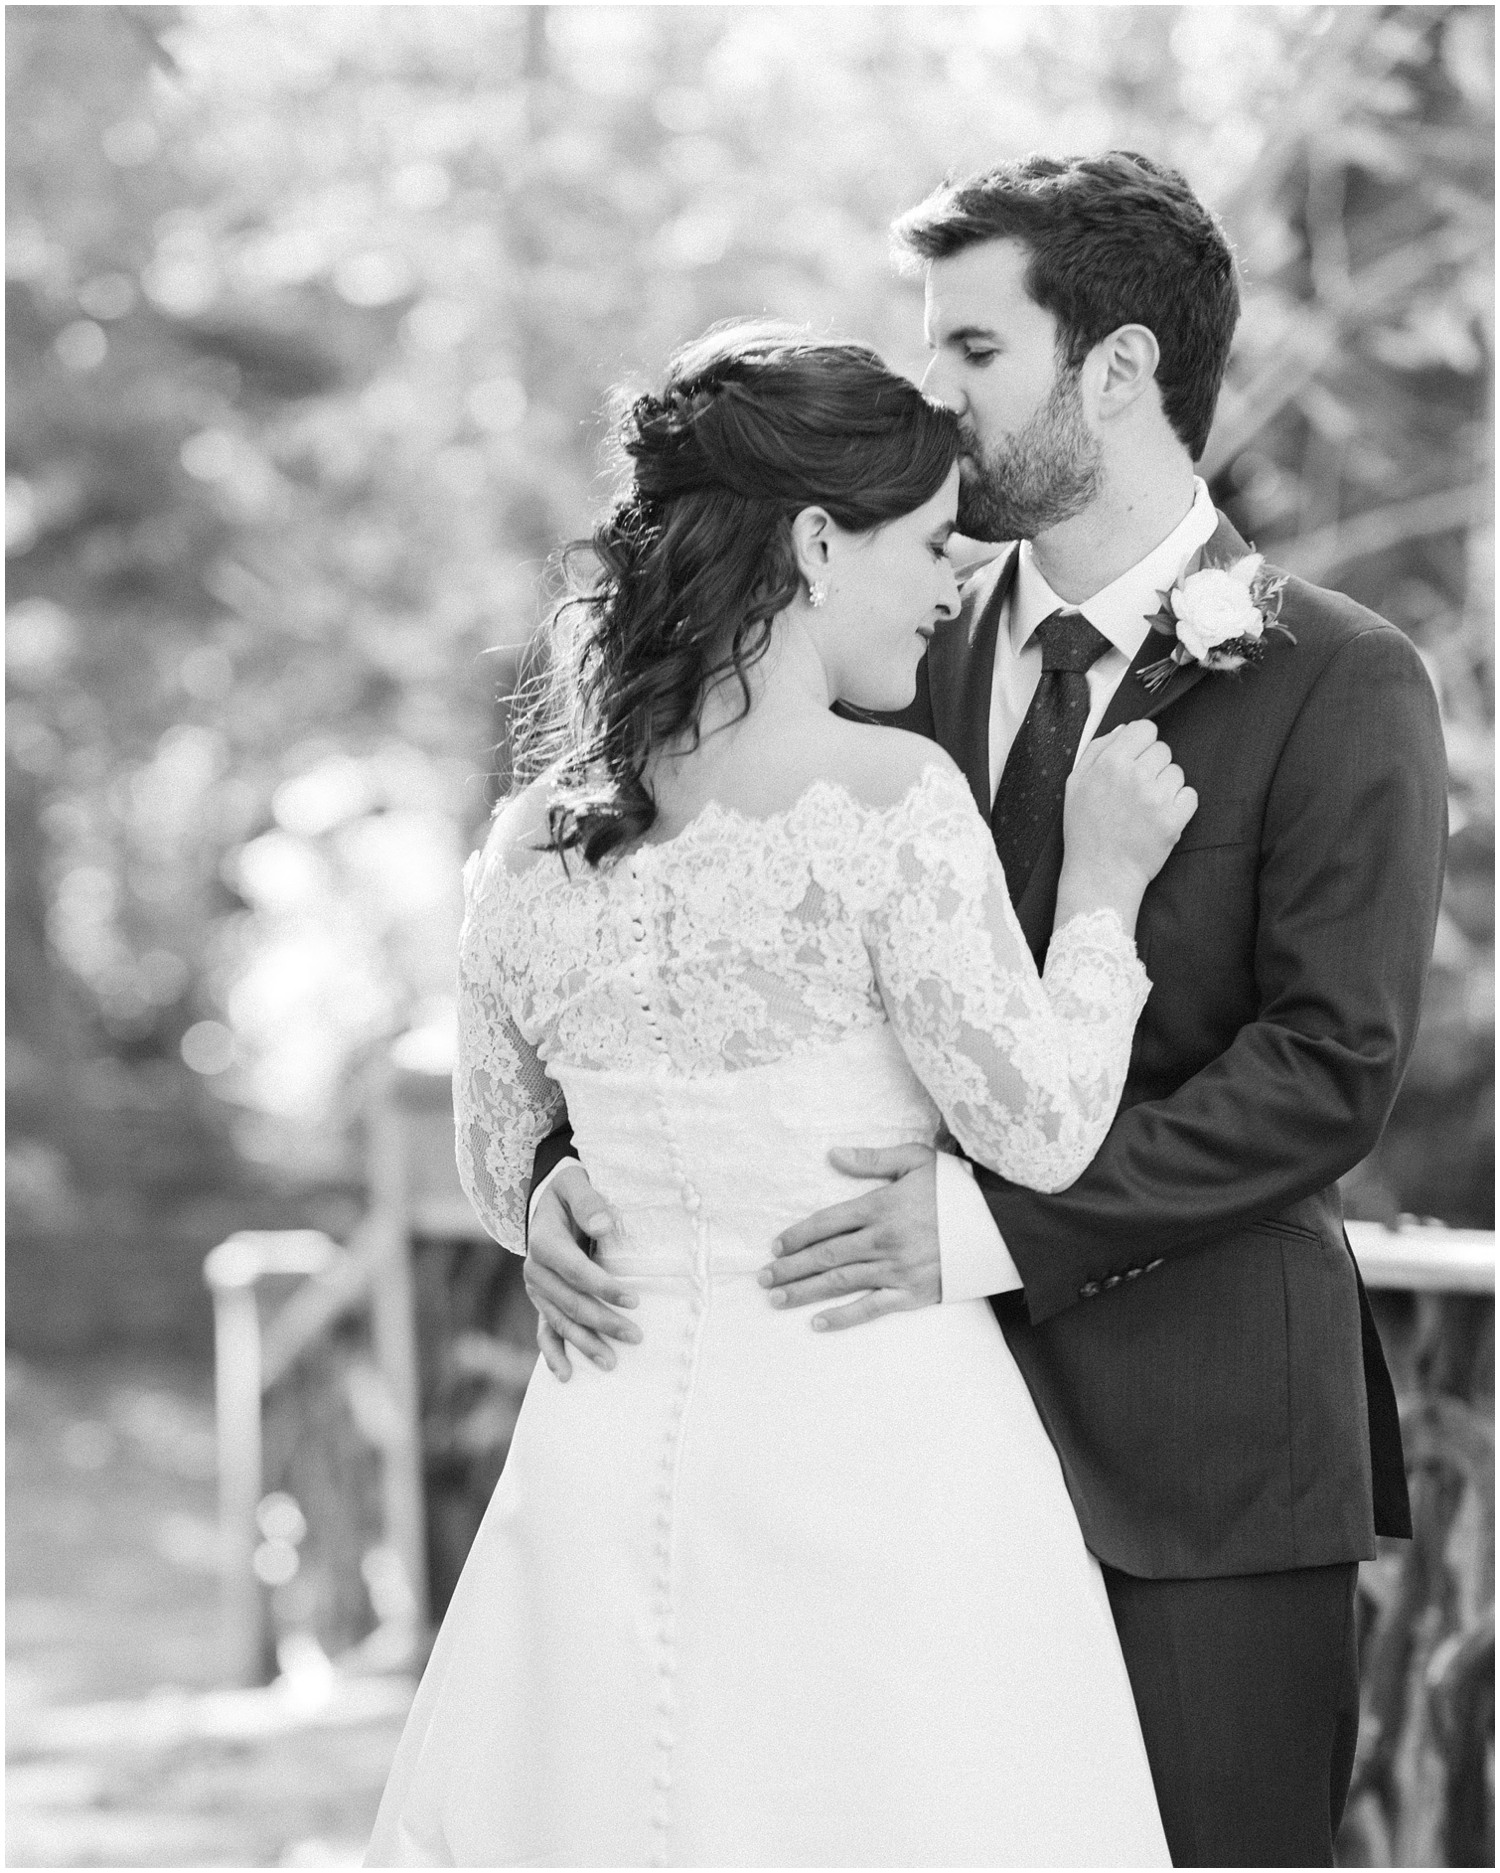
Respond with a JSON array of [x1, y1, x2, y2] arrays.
[[6, 5, 1494, 1868]]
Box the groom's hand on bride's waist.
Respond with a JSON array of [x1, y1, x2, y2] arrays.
[[526, 1163, 641, 1382], [760, 1144, 941, 1331]]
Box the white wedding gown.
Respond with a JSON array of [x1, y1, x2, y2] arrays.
[[366, 764, 1169, 1868]]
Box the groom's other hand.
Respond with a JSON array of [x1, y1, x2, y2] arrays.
[[526, 1163, 641, 1381], [761, 1143, 940, 1330]]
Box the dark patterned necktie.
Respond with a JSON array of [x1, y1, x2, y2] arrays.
[[991, 609, 1114, 904]]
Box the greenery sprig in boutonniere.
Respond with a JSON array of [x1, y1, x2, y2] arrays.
[[1138, 552, 1294, 694]]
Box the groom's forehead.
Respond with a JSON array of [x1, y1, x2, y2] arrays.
[[924, 240, 1039, 338]]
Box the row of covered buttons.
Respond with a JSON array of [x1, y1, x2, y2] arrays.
[[625, 873, 669, 1057], [1079, 1257, 1164, 1300], [628, 869, 704, 1227]]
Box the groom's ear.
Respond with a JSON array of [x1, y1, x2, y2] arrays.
[[1092, 324, 1161, 422], [791, 506, 833, 580]]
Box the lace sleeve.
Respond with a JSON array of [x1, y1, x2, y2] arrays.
[[453, 851, 565, 1254], [863, 766, 1151, 1193]]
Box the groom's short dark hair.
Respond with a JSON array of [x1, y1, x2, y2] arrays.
[[894, 152, 1239, 460]]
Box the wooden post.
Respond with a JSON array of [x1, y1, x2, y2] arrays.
[[366, 1058, 431, 1637], [204, 1237, 269, 1686], [204, 1230, 338, 1686]]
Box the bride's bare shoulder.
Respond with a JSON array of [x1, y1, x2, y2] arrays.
[[819, 719, 967, 814]]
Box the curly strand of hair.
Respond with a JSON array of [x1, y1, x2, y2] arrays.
[[521, 480, 792, 865]]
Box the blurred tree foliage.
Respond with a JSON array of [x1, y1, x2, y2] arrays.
[[5, 4, 1493, 1351]]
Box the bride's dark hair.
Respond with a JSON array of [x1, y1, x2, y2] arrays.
[[512, 319, 960, 865]]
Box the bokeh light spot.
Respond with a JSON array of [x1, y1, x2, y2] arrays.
[[181, 1020, 235, 1075]]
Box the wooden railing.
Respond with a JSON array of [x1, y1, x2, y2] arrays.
[[202, 1039, 445, 1687], [1345, 1220, 1495, 1295]]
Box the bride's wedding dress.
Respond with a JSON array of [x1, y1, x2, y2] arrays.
[[366, 764, 1169, 1868]]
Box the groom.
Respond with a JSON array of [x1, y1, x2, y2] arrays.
[[521, 154, 1448, 1865]]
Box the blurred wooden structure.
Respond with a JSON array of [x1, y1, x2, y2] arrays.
[[206, 1025, 1494, 1862], [203, 1031, 459, 1688]]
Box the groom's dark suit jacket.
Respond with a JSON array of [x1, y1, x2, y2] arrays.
[[891, 512, 1446, 1579]]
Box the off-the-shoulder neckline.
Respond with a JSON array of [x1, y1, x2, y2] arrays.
[[620, 761, 967, 864], [480, 760, 972, 883]]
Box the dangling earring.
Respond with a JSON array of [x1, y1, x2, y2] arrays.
[[807, 579, 827, 609]]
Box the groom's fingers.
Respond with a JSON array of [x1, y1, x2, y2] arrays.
[[827, 1143, 935, 1179], [773, 1145, 935, 1258], [764, 1250, 884, 1310], [531, 1285, 619, 1372], [536, 1315, 574, 1383], [762, 1228, 884, 1304], [811, 1289, 912, 1333], [773, 1194, 876, 1257], [526, 1260, 641, 1345]]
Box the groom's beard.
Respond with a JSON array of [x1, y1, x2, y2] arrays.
[[956, 367, 1103, 544]]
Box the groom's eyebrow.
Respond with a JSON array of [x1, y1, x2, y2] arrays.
[[942, 324, 1002, 347]]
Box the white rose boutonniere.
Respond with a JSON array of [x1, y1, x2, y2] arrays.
[[1138, 551, 1294, 693]]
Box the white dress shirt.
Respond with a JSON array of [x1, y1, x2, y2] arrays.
[[933, 478, 1221, 1303]]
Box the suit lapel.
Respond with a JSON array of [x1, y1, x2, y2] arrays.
[[927, 548, 1017, 821], [1090, 628, 1209, 737], [1091, 511, 1251, 739]]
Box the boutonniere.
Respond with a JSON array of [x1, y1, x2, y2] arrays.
[[1138, 552, 1294, 694]]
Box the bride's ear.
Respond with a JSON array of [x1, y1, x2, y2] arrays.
[[790, 507, 833, 589]]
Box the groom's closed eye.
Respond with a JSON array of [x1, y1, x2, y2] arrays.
[[940, 327, 1004, 367]]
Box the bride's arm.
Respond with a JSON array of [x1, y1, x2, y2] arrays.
[[453, 852, 566, 1255], [863, 761, 1160, 1194]]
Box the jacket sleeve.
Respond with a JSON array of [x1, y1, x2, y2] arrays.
[[981, 621, 1449, 1324], [527, 1121, 578, 1235]]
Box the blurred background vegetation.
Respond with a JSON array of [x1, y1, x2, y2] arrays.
[[5, 7, 1492, 1867], [6, 3, 1492, 1358]]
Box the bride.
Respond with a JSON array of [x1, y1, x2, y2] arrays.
[[366, 323, 1195, 1868]]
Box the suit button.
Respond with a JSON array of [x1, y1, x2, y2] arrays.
[[1080, 1281, 1101, 1299], [1145, 1257, 1165, 1273], [1103, 1274, 1122, 1290]]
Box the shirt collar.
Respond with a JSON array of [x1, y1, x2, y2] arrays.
[[1010, 478, 1220, 661]]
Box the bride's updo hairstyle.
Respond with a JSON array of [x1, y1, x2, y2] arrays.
[[517, 320, 960, 865]]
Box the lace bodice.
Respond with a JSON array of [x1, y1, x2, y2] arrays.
[[454, 763, 1150, 1252]]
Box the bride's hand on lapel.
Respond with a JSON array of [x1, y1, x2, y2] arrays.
[[759, 1143, 941, 1329]]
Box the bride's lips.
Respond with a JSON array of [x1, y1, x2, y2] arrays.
[[916, 623, 937, 643]]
